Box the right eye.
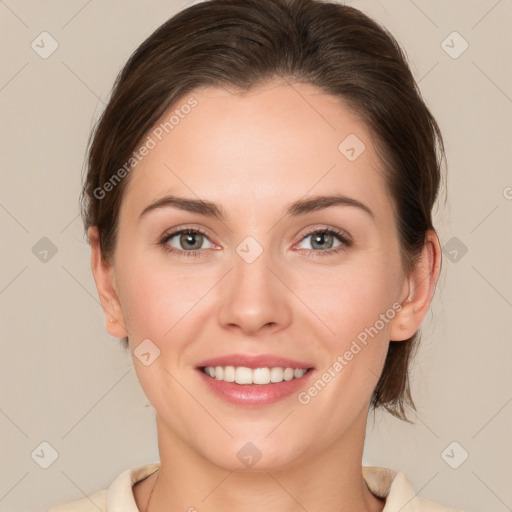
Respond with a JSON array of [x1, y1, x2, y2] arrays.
[[159, 228, 216, 257]]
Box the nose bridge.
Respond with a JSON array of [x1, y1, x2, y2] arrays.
[[233, 240, 273, 294], [217, 236, 291, 334]]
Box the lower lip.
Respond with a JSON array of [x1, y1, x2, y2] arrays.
[[197, 368, 315, 406]]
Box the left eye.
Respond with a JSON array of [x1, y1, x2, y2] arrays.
[[296, 229, 350, 252]]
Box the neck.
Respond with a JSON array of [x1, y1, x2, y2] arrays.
[[137, 409, 385, 512]]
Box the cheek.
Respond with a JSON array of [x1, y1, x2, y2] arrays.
[[296, 258, 399, 344], [293, 257, 398, 406], [115, 252, 218, 341], [296, 264, 396, 420]]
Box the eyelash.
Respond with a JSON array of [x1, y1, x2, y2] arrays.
[[158, 226, 352, 259]]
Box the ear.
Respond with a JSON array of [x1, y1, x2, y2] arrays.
[[389, 229, 442, 342], [88, 226, 128, 339]]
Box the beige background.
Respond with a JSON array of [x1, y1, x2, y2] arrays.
[[1, 0, 511, 511]]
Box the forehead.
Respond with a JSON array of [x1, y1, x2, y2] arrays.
[[120, 80, 392, 225]]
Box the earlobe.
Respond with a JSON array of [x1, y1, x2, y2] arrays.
[[87, 226, 128, 338], [389, 229, 442, 342]]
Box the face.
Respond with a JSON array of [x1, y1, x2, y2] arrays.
[[91, 80, 425, 471]]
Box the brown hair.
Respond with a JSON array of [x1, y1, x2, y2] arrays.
[[80, 0, 446, 421]]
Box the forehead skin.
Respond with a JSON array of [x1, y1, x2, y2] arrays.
[[116, 79, 400, 274]]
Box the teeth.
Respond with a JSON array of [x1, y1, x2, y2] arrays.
[[202, 365, 308, 385]]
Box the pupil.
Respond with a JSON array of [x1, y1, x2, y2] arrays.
[[313, 232, 332, 250], [182, 232, 201, 250]]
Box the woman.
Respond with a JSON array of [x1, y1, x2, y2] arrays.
[[48, 0, 461, 510]]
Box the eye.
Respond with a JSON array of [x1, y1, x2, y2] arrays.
[[158, 226, 352, 259], [159, 227, 216, 258], [295, 228, 352, 257]]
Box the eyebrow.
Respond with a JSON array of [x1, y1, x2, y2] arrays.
[[138, 193, 374, 221]]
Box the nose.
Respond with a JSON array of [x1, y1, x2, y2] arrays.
[[217, 246, 292, 336]]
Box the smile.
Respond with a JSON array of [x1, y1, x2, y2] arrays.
[[197, 365, 316, 406], [201, 365, 310, 385]]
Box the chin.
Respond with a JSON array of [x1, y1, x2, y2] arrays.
[[201, 437, 306, 473]]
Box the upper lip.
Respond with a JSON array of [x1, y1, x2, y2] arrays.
[[196, 353, 314, 370]]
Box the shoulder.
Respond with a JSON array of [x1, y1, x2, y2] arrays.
[[45, 489, 107, 512], [389, 471, 463, 511], [362, 466, 463, 512], [44, 462, 160, 512]]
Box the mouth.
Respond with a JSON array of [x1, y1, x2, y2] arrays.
[[199, 365, 314, 385], [194, 353, 316, 405]]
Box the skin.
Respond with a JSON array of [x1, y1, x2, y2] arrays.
[[88, 79, 441, 512]]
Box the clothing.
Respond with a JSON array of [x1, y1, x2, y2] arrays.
[[46, 462, 462, 511]]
